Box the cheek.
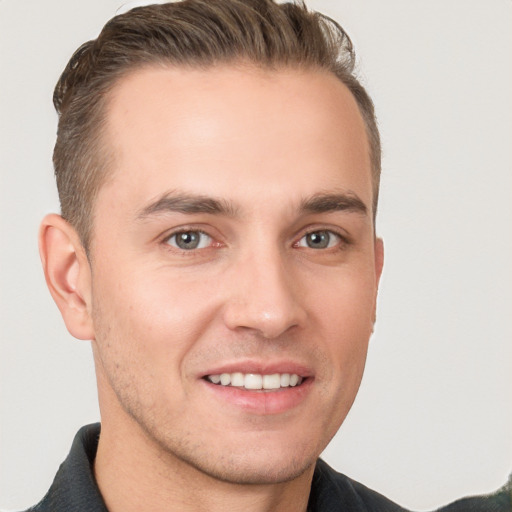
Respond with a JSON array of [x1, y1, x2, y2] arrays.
[[89, 268, 208, 417], [303, 272, 375, 445], [312, 268, 376, 386], [313, 261, 376, 330], [91, 265, 220, 366]]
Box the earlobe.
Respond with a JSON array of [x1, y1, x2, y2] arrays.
[[39, 214, 94, 340]]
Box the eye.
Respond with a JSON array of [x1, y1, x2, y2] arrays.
[[165, 230, 212, 250], [297, 230, 341, 249]]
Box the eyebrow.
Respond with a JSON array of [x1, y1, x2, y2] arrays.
[[299, 192, 368, 216], [136, 189, 368, 221], [136, 191, 239, 220]]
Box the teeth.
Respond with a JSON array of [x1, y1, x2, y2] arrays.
[[280, 373, 290, 387], [244, 374, 262, 389], [206, 372, 303, 390], [209, 374, 221, 384], [231, 372, 244, 387], [263, 374, 281, 389]]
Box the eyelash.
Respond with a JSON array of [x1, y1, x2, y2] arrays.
[[161, 227, 350, 253], [294, 228, 349, 250], [163, 229, 216, 251]]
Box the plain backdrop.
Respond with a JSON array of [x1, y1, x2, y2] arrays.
[[1, 1, 511, 510]]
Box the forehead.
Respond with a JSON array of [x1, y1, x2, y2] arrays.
[[98, 64, 372, 216]]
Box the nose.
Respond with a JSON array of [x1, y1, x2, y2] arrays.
[[222, 249, 307, 339]]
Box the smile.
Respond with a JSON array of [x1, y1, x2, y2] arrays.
[[205, 372, 304, 390]]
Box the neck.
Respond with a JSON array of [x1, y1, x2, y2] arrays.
[[94, 417, 314, 512]]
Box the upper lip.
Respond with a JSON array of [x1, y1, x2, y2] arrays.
[[200, 360, 314, 379]]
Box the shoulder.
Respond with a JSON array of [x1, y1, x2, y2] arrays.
[[434, 474, 512, 512], [18, 424, 107, 512], [310, 460, 512, 512], [309, 459, 410, 512]]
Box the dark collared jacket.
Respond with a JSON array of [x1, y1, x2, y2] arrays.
[[23, 424, 511, 512]]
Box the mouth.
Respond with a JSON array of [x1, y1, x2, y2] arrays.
[[204, 372, 304, 391], [200, 362, 313, 414]]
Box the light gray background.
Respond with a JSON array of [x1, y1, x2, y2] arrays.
[[1, 1, 511, 510]]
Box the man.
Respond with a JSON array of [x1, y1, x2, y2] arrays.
[[18, 1, 511, 511]]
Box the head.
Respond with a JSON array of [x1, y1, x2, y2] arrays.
[[41, 0, 384, 488], [52, 0, 381, 252]]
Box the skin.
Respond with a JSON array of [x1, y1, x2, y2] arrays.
[[40, 64, 383, 512]]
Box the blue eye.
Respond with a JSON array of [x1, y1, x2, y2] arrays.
[[166, 231, 212, 250], [297, 230, 341, 249]]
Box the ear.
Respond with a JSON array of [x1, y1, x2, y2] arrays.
[[372, 237, 384, 328], [374, 237, 384, 285], [39, 214, 94, 340]]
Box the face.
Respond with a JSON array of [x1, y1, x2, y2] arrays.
[[88, 64, 383, 484]]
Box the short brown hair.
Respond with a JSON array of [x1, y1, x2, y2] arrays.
[[53, 0, 381, 250]]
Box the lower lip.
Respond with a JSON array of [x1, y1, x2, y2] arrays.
[[202, 378, 314, 415]]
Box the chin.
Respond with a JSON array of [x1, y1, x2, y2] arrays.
[[179, 448, 319, 485], [144, 421, 321, 486]]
